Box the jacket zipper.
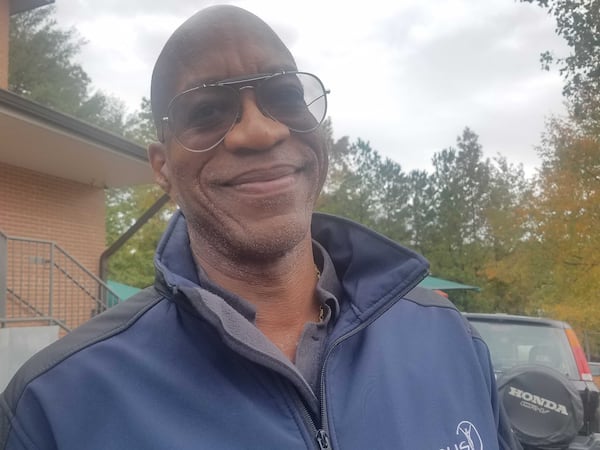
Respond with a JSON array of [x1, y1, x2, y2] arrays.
[[315, 429, 331, 449], [315, 270, 429, 449], [295, 400, 330, 449]]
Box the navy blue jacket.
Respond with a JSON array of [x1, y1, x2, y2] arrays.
[[1, 213, 519, 449]]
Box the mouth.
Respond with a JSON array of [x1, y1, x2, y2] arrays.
[[220, 165, 303, 195]]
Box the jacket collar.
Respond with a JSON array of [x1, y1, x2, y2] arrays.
[[311, 213, 429, 324], [154, 211, 429, 322]]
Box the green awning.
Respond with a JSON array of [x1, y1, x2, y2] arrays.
[[418, 275, 480, 291], [105, 275, 478, 307], [107, 280, 142, 306]]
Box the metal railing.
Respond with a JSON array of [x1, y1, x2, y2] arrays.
[[0, 230, 122, 333]]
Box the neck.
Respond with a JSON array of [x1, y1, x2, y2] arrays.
[[191, 236, 320, 361]]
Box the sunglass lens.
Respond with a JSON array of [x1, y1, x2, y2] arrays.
[[259, 73, 327, 132], [170, 86, 238, 151]]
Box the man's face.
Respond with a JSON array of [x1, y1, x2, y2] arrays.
[[149, 23, 328, 263]]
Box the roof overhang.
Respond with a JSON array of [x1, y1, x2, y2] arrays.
[[0, 89, 154, 188], [10, 0, 55, 15]]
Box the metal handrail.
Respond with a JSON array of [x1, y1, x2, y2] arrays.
[[3, 233, 122, 305], [6, 288, 48, 320], [0, 230, 123, 331], [0, 317, 70, 332]]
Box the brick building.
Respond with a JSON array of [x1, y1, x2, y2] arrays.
[[0, 0, 152, 334]]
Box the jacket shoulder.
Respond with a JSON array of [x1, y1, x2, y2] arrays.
[[403, 286, 454, 308], [403, 286, 480, 339], [1, 287, 163, 414]]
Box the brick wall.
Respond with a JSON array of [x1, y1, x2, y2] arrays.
[[0, 162, 106, 274], [0, 162, 108, 330]]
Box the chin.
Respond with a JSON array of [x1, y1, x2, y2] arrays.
[[224, 214, 311, 262], [184, 194, 315, 263]]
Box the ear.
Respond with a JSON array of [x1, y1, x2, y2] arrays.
[[148, 142, 172, 194]]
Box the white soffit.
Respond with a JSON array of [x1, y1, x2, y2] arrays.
[[0, 91, 153, 188]]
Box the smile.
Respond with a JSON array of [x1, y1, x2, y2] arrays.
[[221, 165, 302, 195]]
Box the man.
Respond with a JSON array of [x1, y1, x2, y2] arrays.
[[0, 6, 520, 449]]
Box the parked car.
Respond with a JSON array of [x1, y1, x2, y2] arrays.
[[589, 362, 600, 390], [465, 313, 600, 450]]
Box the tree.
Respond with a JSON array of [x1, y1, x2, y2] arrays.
[[422, 128, 531, 312], [532, 116, 600, 327], [481, 157, 534, 313], [519, 0, 600, 341], [488, 113, 600, 326], [405, 169, 437, 254], [522, 0, 600, 126], [318, 135, 412, 243], [105, 98, 176, 288], [319, 139, 376, 226], [426, 129, 492, 297], [320, 125, 533, 313], [9, 5, 129, 134], [105, 184, 172, 288], [9, 6, 87, 114]]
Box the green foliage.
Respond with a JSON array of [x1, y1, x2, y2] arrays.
[[123, 98, 157, 147], [480, 157, 533, 313], [406, 169, 436, 254], [318, 125, 531, 313], [516, 0, 600, 333], [319, 136, 411, 243], [532, 117, 600, 326], [9, 5, 88, 114], [485, 110, 600, 333], [105, 98, 175, 288], [429, 129, 491, 257], [522, 0, 600, 126], [106, 184, 174, 288], [423, 129, 530, 312], [9, 5, 130, 134]]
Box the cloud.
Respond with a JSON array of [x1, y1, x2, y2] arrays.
[[53, 0, 569, 174]]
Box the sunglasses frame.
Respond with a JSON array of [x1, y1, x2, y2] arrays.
[[159, 71, 329, 153]]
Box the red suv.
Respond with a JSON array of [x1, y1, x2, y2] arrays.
[[465, 313, 600, 449]]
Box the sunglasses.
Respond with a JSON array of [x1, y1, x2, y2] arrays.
[[160, 71, 329, 152]]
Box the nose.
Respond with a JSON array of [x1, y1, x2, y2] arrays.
[[222, 90, 290, 152]]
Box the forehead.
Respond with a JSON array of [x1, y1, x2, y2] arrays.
[[171, 19, 296, 94]]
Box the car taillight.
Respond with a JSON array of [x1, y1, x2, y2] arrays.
[[565, 328, 593, 381]]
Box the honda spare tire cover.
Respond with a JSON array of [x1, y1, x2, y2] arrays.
[[497, 364, 583, 449]]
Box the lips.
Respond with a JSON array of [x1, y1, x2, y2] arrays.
[[220, 165, 302, 195]]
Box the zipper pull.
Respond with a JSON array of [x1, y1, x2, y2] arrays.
[[316, 429, 330, 449]]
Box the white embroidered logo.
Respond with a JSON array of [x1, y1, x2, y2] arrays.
[[439, 421, 483, 450]]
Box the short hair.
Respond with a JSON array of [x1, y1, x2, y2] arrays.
[[150, 5, 295, 133]]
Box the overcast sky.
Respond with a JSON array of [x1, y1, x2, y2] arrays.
[[53, 0, 569, 175]]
